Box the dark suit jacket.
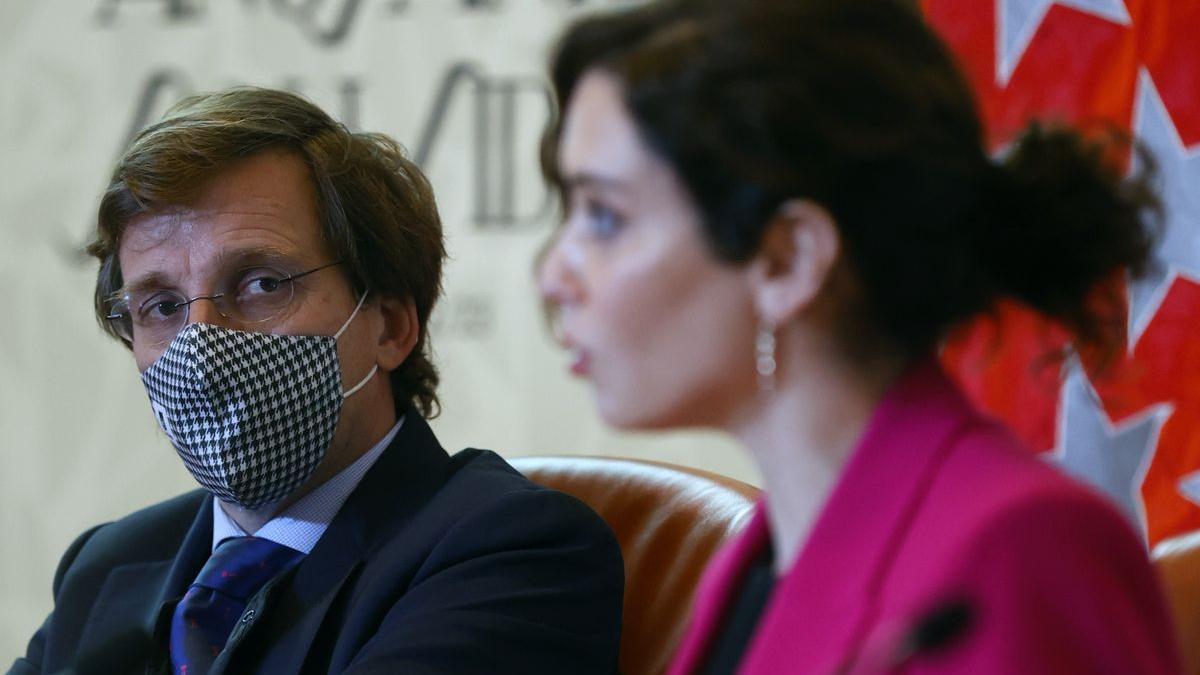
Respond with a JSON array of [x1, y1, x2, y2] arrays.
[[10, 413, 624, 675]]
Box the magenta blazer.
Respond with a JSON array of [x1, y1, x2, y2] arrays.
[[669, 361, 1182, 674]]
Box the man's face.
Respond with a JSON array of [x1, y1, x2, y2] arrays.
[[117, 147, 406, 515], [117, 147, 379, 393], [118, 148, 371, 373]]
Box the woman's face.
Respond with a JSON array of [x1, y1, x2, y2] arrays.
[[538, 69, 760, 431]]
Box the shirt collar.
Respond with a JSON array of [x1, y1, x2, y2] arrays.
[[211, 416, 404, 553]]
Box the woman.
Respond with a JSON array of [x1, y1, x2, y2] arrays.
[[536, 0, 1183, 673]]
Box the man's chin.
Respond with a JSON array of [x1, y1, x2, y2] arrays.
[[216, 494, 290, 532]]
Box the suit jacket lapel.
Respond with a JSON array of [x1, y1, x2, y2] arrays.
[[74, 494, 212, 675], [667, 504, 770, 675], [228, 410, 453, 674], [739, 360, 975, 674]]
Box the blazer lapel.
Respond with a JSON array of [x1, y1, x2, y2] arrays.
[[74, 495, 212, 675], [739, 360, 976, 674], [667, 505, 770, 675], [228, 410, 454, 674]]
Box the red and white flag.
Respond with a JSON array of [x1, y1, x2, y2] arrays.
[[926, 0, 1200, 547]]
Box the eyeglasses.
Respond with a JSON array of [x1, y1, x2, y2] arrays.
[[106, 260, 344, 347]]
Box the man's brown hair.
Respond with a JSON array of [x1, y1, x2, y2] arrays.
[[90, 87, 446, 417]]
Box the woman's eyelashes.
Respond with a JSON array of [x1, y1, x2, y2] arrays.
[[581, 197, 625, 240]]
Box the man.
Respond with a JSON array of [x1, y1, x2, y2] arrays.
[[10, 87, 623, 675]]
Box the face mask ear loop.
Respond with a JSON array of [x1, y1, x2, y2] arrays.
[[343, 364, 379, 399], [334, 290, 370, 341], [335, 290, 378, 399]]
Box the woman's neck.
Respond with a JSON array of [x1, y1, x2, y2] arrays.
[[732, 344, 909, 576]]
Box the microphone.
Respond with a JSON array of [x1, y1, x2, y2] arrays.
[[833, 599, 975, 674]]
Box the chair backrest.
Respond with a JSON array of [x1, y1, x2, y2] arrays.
[[1153, 530, 1200, 675], [510, 456, 760, 675]]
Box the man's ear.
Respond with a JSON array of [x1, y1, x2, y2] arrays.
[[749, 199, 842, 326], [375, 296, 420, 371]]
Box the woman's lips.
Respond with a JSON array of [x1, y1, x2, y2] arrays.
[[557, 327, 592, 378], [568, 347, 592, 377]]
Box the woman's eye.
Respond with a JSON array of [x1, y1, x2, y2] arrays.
[[584, 199, 624, 240]]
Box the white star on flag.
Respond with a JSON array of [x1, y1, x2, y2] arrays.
[[1180, 470, 1200, 509], [1053, 359, 1172, 533], [996, 0, 1131, 84], [1127, 70, 1200, 344]]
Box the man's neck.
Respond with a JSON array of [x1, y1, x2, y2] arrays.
[[220, 500, 274, 535]]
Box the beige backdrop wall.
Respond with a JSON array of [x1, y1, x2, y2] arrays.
[[0, 0, 758, 658]]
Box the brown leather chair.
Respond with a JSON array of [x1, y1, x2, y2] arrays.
[[1153, 530, 1200, 675], [510, 456, 760, 675]]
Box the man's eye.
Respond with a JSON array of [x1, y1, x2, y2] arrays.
[[241, 272, 286, 296], [251, 277, 282, 293], [152, 301, 182, 317], [137, 295, 183, 322]]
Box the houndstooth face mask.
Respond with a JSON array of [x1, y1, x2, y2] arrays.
[[140, 293, 378, 509]]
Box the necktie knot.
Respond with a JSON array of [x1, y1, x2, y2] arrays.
[[194, 536, 304, 599], [170, 536, 303, 674]]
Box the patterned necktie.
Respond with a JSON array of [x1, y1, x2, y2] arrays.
[[169, 536, 304, 675]]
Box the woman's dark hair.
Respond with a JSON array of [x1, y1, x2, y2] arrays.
[[543, 0, 1157, 358]]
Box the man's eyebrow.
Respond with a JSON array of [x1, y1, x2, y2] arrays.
[[212, 245, 301, 270], [116, 272, 173, 301], [115, 245, 302, 299]]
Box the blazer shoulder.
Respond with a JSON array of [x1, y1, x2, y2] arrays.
[[446, 448, 550, 492], [959, 476, 1146, 566], [436, 448, 618, 541], [928, 416, 1127, 532], [892, 415, 1154, 601], [65, 489, 208, 574], [330, 451, 624, 675], [378, 448, 622, 576], [935, 486, 1179, 674], [883, 425, 1181, 674]]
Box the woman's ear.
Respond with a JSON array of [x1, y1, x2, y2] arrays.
[[748, 199, 842, 326], [375, 296, 420, 371]]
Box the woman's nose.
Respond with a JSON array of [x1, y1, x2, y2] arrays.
[[537, 238, 581, 307]]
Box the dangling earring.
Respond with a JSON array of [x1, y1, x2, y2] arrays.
[[756, 321, 777, 393]]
